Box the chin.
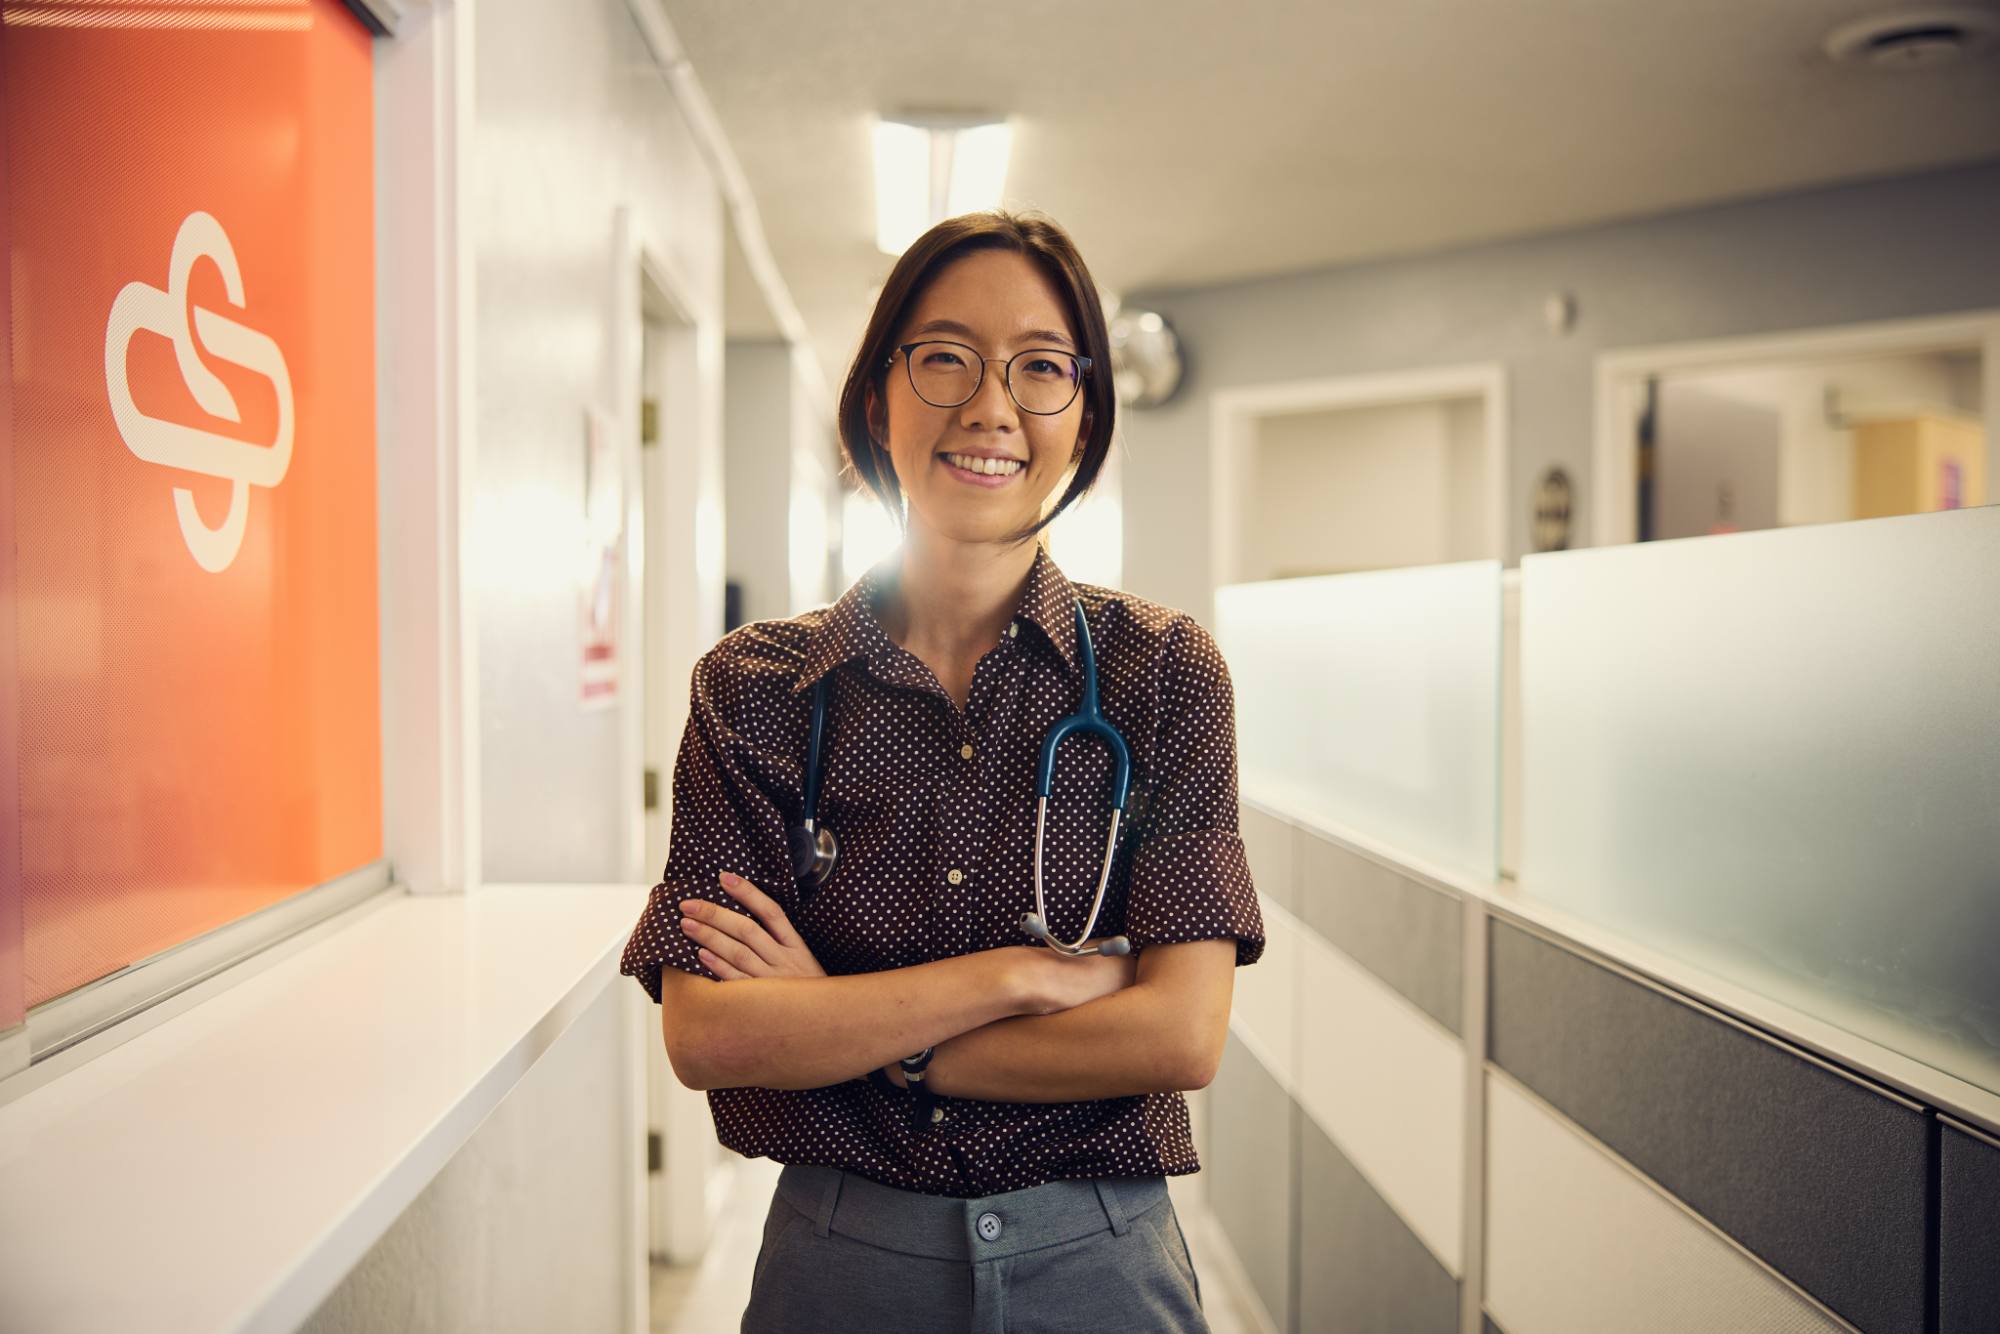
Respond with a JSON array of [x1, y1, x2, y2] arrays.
[[923, 509, 1033, 545]]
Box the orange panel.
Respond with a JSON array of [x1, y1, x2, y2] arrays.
[[5, 0, 379, 1011]]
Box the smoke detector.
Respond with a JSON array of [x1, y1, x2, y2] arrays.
[[1824, 6, 2000, 69]]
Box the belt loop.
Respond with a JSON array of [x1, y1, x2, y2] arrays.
[[1093, 1178, 1131, 1237], [813, 1169, 844, 1238]]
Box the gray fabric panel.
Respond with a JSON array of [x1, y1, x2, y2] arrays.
[[1941, 1121, 2000, 1334], [1483, 1317, 1505, 1334], [1209, 1034, 1295, 1333], [1296, 1113, 1459, 1333], [1294, 828, 1462, 1035], [1489, 921, 1927, 1334], [1238, 802, 1298, 913]]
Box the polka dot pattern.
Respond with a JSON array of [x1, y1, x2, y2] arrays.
[[618, 544, 1264, 1198]]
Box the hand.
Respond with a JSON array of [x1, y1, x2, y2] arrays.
[[1021, 939, 1138, 1015], [680, 872, 827, 980]]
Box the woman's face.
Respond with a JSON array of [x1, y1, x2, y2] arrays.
[[868, 248, 1090, 547]]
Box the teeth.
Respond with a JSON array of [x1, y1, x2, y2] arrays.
[[944, 453, 1022, 477]]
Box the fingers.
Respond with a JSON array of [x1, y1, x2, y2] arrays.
[[679, 900, 778, 974], [698, 946, 752, 980], [718, 872, 805, 949]]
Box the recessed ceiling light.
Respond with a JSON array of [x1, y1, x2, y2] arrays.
[[1823, 6, 1999, 69], [872, 112, 1012, 255]]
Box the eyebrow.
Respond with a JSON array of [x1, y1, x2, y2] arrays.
[[907, 318, 1077, 351]]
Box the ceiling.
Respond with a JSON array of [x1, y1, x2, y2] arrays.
[[666, 0, 2000, 386]]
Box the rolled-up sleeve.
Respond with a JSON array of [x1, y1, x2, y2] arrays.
[[619, 647, 795, 1003], [1121, 617, 1265, 966]]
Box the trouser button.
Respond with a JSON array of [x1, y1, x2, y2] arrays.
[[976, 1211, 1003, 1242]]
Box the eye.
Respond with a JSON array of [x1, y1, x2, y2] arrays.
[[920, 347, 968, 368], [1021, 356, 1070, 380]]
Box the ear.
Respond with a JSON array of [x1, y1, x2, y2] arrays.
[[863, 377, 889, 448]]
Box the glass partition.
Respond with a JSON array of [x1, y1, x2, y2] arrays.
[[1216, 561, 1503, 880], [1520, 506, 2000, 1096]]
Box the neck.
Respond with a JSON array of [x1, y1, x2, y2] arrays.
[[878, 527, 1039, 660]]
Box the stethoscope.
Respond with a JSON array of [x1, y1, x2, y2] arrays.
[[788, 599, 1133, 958]]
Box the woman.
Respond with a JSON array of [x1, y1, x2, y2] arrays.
[[620, 210, 1263, 1332]]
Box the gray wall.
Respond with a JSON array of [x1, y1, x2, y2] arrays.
[[1124, 161, 2000, 624], [723, 339, 798, 626], [473, 0, 723, 882]]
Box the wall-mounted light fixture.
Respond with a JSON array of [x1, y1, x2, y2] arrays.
[[872, 112, 1012, 256]]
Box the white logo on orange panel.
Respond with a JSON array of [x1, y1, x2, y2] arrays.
[[105, 211, 294, 574]]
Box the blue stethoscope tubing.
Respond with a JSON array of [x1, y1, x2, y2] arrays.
[[788, 599, 1132, 958]]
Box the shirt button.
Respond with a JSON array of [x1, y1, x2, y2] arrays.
[[930, 1105, 946, 1125], [977, 1212, 1003, 1242], [1007, 621, 1019, 638], [947, 868, 965, 886], [959, 743, 974, 760]]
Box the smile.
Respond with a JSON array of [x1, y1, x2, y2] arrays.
[[939, 452, 1024, 484]]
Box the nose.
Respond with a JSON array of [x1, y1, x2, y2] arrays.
[[957, 357, 1020, 432]]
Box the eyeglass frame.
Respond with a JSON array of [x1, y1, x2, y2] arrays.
[[885, 339, 1093, 416]]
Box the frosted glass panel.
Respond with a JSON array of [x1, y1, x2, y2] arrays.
[[1216, 562, 1501, 878], [1521, 506, 2000, 1096]]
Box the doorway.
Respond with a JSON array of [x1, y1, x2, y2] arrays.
[[1593, 311, 1999, 546], [1209, 364, 1509, 586]]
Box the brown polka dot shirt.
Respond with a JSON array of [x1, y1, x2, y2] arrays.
[[619, 543, 1263, 1198]]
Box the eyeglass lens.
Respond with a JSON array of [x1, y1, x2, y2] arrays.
[[905, 342, 1081, 415]]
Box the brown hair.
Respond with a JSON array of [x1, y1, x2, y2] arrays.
[[837, 210, 1116, 548]]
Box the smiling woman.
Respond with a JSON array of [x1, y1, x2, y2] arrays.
[[843, 213, 1118, 549], [620, 210, 1261, 1332]]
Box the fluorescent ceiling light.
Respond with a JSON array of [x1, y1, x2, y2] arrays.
[[873, 114, 1011, 256], [872, 118, 932, 257], [945, 121, 1012, 218]]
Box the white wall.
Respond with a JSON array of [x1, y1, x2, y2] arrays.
[[301, 983, 636, 1334], [472, 0, 724, 884], [1124, 162, 2000, 625], [786, 346, 838, 615]]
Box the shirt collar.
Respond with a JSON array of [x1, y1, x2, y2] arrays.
[[790, 543, 1080, 696]]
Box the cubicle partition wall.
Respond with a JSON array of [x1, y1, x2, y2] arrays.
[[1210, 506, 2000, 1334]]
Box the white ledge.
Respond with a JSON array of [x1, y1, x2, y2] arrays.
[[1241, 787, 2000, 1140], [0, 882, 648, 1334]]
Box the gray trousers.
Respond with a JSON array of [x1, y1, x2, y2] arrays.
[[740, 1163, 1210, 1333]]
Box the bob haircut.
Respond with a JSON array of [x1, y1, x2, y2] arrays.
[[837, 210, 1116, 549]]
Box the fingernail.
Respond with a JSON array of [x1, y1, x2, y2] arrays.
[[721, 871, 742, 887], [678, 900, 698, 914]]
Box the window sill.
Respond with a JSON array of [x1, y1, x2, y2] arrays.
[[0, 882, 647, 1333]]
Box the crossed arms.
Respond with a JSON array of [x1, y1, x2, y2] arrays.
[[655, 872, 1236, 1102]]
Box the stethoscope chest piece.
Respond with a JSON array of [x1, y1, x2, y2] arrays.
[[789, 820, 838, 896], [790, 674, 840, 900]]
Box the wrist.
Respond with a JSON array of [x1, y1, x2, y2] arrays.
[[998, 946, 1054, 1016]]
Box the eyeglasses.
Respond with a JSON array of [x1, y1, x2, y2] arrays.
[[889, 340, 1091, 416]]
